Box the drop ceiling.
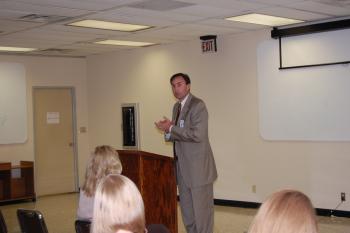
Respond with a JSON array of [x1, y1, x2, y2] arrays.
[[0, 0, 349, 57]]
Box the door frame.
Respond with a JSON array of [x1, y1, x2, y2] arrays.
[[32, 86, 79, 194]]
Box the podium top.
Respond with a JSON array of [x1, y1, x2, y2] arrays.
[[117, 150, 174, 162]]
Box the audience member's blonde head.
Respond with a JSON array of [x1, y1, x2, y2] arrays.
[[248, 189, 318, 233], [82, 145, 122, 197], [92, 174, 145, 233]]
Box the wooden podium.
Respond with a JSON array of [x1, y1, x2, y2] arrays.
[[118, 150, 177, 233]]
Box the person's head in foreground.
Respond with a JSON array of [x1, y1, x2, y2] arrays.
[[248, 189, 318, 233], [92, 174, 145, 233], [83, 145, 122, 197]]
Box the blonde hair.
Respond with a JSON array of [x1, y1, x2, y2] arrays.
[[248, 190, 318, 233], [82, 145, 122, 197], [92, 174, 145, 233]]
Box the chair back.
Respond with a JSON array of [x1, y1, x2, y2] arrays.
[[0, 210, 8, 233], [146, 224, 171, 233], [17, 209, 48, 233], [75, 219, 91, 233]]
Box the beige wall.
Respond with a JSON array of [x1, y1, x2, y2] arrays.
[[1, 28, 348, 211], [87, 29, 350, 211], [0, 55, 89, 187]]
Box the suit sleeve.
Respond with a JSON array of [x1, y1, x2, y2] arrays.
[[164, 104, 177, 142], [170, 101, 207, 143]]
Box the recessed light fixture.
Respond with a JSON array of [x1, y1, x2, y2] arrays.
[[0, 46, 37, 52], [225, 13, 303, 26], [95, 40, 156, 47], [68, 20, 152, 32]]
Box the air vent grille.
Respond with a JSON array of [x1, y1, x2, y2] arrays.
[[18, 14, 71, 23], [39, 48, 74, 54]]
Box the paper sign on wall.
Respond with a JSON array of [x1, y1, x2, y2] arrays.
[[47, 112, 60, 124]]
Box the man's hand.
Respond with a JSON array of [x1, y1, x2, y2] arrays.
[[155, 117, 173, 133]]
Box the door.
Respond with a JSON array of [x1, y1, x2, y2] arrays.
[[33, 88, 77, 196]]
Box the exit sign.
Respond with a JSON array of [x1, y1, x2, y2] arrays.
[[200, 35, 217, 53]]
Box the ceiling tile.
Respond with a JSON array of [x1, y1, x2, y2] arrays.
[[46, 24, 129, 37], [179, 0, 269, 10], [121, 29, 191, 41], [3, 28, 99, 43], [287, 1, 350, 16], [85, 13, 180, 27], [60, 42, 146, 54], [0, 9, 35, 20], [314, 0, 350, 7], [94, 6, 203, 23], [0, 37, 62, 48], [129, 0, 195, 11], [0, 19, 41, 34], [7, 0, 145, 11], [0, 1, 92, 17], [169, 5, 244, 17], [108, 33, 175, 44], [150, 23, 243, 38], [244, 0, 306, 6], [197, 19, 265, 30], [256, 6, 331, 20]]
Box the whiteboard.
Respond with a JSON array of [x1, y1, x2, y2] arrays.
[[0, 62, 27, 144], [257, 39, 350, 141]]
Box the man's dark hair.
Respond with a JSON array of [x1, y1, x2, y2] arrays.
[[170, 73, 191, 84]]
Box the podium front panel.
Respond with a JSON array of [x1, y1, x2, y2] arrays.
[[118, 150, 177, 233]]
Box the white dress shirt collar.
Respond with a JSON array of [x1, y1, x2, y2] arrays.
[[180, 93, 190, 109]]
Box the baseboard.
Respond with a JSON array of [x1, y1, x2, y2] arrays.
[[214, 199, 261, 208], [316, 208, 350, 218], [213, 198, 350, 218]]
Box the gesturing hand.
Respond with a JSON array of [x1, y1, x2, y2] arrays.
[[155, 117, 173, 133]]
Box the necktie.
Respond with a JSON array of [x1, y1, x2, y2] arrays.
[[173, 102, 181, 161], [174, 102, 181, 125]]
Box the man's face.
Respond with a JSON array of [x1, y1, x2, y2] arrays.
[[171, 76, 190, 100]]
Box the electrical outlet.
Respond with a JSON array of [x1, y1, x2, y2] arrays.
[[252, 185, 257, 193], [341, 192, 346, 202]]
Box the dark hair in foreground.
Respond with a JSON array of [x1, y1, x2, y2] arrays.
[[170, 73, 191, 84]]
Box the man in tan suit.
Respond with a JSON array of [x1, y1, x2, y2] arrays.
[[156, 73, 217, 233]]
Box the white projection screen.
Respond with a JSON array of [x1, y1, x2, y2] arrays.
[[0, 62, 27, 144], [257, 29, 350, 141]]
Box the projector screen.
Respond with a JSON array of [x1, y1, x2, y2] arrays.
[[0, 62, 27, 144], [257, 38, 350, 141], [281, 28, 350, 68]]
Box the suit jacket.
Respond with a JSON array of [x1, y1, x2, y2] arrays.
[[169, 93, 217, 188]]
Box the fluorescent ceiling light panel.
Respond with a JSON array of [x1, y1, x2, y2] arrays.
[[95, 40, 156, 47], [0, 46, 37, 52], [226, 13, 303, 26], [68, 20, 152, 32]]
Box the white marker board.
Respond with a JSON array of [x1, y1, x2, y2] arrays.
[[0, 62, 27, 144]]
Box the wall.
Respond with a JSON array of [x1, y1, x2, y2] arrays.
[[87, 28, 350, 211], [0, 54, 89, 188]]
